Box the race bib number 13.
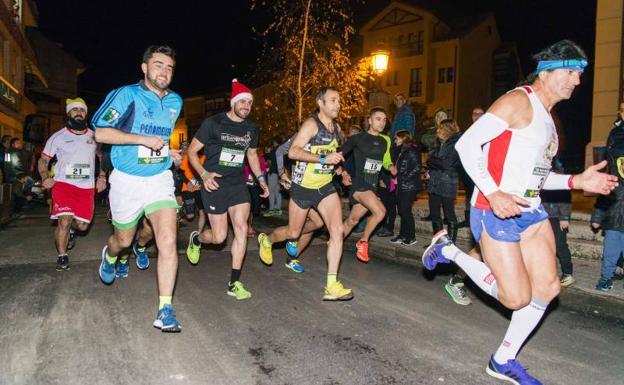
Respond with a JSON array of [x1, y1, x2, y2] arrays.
[[219, 147, 245, 167], [364, 158, 382, 174], [138, 144, 169, 164]]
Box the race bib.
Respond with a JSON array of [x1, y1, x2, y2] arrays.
[[524, 164, 550, 198], [65, 163, 90, 179], [138, 144, 169, 164], [313, 162, 333, 174], [219, 147, 245, 167], [364, 158, 382, 174]]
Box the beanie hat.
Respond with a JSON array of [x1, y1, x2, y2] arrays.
[[230, 79, 253, 107], [66, 97, 87, 113]]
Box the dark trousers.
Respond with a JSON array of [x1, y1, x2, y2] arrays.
[[248, 185, 261, 216], [549, 217, 573, 275], [397, 190, 418, 239], [378, 186, 397, 231], [429, 193, 457, 226]]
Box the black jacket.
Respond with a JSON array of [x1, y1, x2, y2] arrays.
[[591, 118, 624, 231], [426, 133, 461, 198], [396, 144, 422, 192]]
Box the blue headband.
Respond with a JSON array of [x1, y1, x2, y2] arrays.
[[536, 59, 588, 73]]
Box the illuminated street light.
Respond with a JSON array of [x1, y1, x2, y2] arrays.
[[370, 46, 390, 74]]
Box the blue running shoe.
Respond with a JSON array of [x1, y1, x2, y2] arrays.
[[486, 356, 543, 384], [115, 260, 129, 278], [153, 304, 181, 332], [421, 229, 453, 271], [99, 246, 116, 285], [133, 242, 149, 270], [285, 259, 304, 273], [286, 241, 298, 257]]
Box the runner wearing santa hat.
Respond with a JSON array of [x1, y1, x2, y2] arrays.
[[186, 79, 269, 300]]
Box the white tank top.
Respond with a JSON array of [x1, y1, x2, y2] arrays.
[[472, 86, 558, 211]]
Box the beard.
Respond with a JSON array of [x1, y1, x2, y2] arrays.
[[147, 71, 170, 91], [233, 106, 250, 120], [67, 116, 87, 130]]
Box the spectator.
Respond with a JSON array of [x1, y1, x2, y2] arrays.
[[420, 108, 450, 151], [0, 134, 11, 182], [265, 136, 283, 216], [542, 158, 575, 287], [5, 137, 25, 183], [458, 106, 485, 228], [592, 103, 624, 292], [426, 118, 461, 242], [12, 172, 33, 213], [390, 130, 421, 245], [389, 94, 415, 140]]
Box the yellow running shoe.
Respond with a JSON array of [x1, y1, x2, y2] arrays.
[[258, 233, 273, 265], [323, 281, 354, 301], [227, 281, 252, 300], [186, 231, 201, 265]]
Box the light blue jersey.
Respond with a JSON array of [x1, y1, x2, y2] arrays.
[[92, 81, 183, 177]]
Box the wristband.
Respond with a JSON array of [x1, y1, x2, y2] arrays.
[[568, 175, 575, 189], [200, 170, 209, 180], [257, 174, 267, 183], [319, 154, 326, 165]]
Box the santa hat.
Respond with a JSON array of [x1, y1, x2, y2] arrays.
[[230, 78, 253, 107], [66, 97, 87, 113]]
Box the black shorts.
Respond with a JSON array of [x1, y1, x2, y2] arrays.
[[349, 182, 376, 206], [182, 190, 203, 215], [201, 183, 250, 215], [291, 182, 336, 209]]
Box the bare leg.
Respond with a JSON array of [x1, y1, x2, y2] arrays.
[[147, 208, 178, 297], [316, 193, 344, 275], [228, 203, 251, 270]]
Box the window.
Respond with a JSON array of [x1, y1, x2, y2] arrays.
[[409, 67, 422, 97], [417, 31, 424, 55], [446, 67, 454, 83], [438, 68, 445, 83]]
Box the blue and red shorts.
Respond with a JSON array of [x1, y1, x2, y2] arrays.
[[470, 205, 549, 243]]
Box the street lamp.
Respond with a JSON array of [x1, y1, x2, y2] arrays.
[[370, 46, 390, 75]]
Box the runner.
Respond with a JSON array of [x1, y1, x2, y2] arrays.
[[340, 107, 392, 262], [92, 45, 183, 332], [422, 40, 617, 383], [286, 87, 353, 301], [38, 97, 106, 271], [186, 79, 269, 300], [179, 151, 207, 233]]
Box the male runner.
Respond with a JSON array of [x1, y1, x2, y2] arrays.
[[179, 152, 206, 233], [422, 40, 617, 383], [92, 45, 183, 332], [340, 107, 392, 262], [286, 87, 353, 301], [186, 79, 269, 300], [39, 97, 106, 271]]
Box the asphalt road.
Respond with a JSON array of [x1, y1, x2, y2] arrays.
[[1, 228, 623, 385]]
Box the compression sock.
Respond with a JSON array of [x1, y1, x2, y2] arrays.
[[441, 244, 498, 299], [230, 269, 242, 284]]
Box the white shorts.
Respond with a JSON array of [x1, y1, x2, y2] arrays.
[[109, 169, 179, 229]]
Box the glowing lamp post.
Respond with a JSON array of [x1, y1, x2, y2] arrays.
[[370, 48, 390, 75]]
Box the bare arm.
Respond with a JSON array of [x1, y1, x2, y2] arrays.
[[288, 119, 321, 162], [37, 155, 51, 181], [246, 147, 264, 178], [187, 138, 206, 176]]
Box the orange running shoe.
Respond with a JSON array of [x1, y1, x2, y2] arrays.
[[356, 240, 369, 263]]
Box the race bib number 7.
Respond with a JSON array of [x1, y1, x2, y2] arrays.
[[138, 144, 169, 164], [219, 147, 245, 167]]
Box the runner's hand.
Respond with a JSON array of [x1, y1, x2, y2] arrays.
[[259, 180, 270, 198], [170, 148, 182, 162], [96, 177, 107, 193], [560, 220, 569, 231], [325, 152, 344, 165], [341, 171, 352, 186], [389, 165, 398, 176], [486, 190, 529, 218], [575, 160, 618, 195], [202, 172, 222, 191], [42, 178, 55, 190], [142, 136, 165, 151]]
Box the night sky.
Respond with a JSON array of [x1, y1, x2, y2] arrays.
[[34, 0, 597, 166]]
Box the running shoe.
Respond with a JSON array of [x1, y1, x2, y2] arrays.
[[186, 231, 201, 265], [559, 274, 576, 288], [285, 259, 304, 273], [390, 235, 404, 244], [486, 356, 543, 384], [227, 281, 252, 300], [133, 242, 149, 270], [323, 281, 354, 301], [56, 255, 70, 271], [115, 260, 129, 278], [421, 229, 453, 271], [258, 233, 273, 265], [99, 246, 116, 284], [262, 209, 276, 217], [595, 278, 613, 292], [153, 304, 181, 332], [274, 209, 283, 216], [285, 240, 298, 257], [355, 240, 369, 263], [67, 229, 76, 250], [445, 277, 471, 306], [401, 238, 418, 246]]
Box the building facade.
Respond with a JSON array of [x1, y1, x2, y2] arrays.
[[359, 1, 521, 129]]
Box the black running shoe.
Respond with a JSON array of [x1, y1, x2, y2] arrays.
[[390, 235, 403, 244], [56, 255, 70, 271], [67, 229, 76, 250]]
